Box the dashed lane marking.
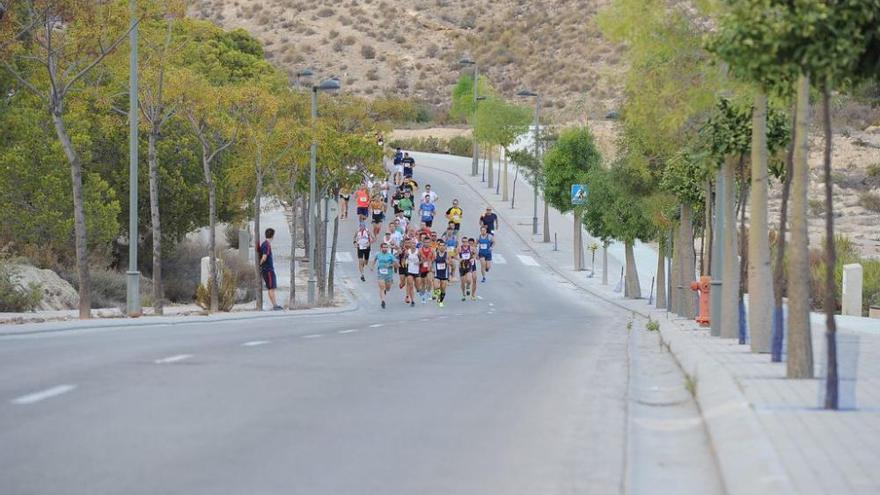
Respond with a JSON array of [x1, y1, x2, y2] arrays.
[[11, 385, 77, 405], [154, 354, 193, 364], [302, 334, 323, 339], [242, 341, 270, 347], [516, 254, 540, 267], [493, 253, 507, 264], [339, 329, 359, 334], [369, 323, 383, 328]]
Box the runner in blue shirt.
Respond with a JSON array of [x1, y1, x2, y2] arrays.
[[477, 225, 495, 283], [434, 243, 450, 308], [370, 242, 398, 309], [419, 196, 436, 228]]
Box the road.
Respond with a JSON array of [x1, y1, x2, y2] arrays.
[[0, 153, 721, 494]]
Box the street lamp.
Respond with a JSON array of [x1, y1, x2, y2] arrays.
[[294, 68, 314, 90], [459, 58, 479, 177], [307, 76, 341, 305], [517, 89, 541, 236], [126, 0, 141, 317], [475, 95, 487, 182]]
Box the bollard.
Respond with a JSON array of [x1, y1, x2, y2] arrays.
[[554, 233, 558, 251], [690, 275, 711, 327]]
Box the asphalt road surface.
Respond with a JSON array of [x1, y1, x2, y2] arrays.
[[0, 154, 720, 494]]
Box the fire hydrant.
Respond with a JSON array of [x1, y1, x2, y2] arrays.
[[690, 276, 711, 327]]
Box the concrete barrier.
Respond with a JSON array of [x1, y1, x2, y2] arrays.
[[842, 264, 863, 316]]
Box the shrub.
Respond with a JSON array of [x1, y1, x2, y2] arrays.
[[868, 163, 880, 178], [163, 240, 205, 303], [342, 35, 356, 46], [361, 44, 376, 59], [366, 68, 379, 81], [0, 261, 42, 312], [221, 253, 257, 302], [317, 7, 334, 17], [447, 136, 473, 157], [859, 191, 880, 212], [808, 198, 825, 216], [195, 270, 236, 312]]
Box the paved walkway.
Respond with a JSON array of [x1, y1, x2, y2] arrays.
[[416, 150, 880, 495]]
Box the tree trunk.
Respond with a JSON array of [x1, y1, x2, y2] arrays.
[[679, 204, 697, 319], [302, 195, 310, 263], [502, 148, 509, 201], [511, 164, 519, 208], [738, 161, 750, 345], [288, 191, 298, 309], [720, 155, 740, 339], [208, 178, 218, 313], [624, 240, 641, 298], [602, 240, 609, 285], [772, 105, 797, 362], [51, 109, 91, 319], [670, 225, 679, 312], [543, 193, 551, 243], [704, 179, 713, 275], [573, 211, 584, 271], [328, 193, 341, 301], [315, 197, 326, 301], [148, 128, 163, 315], [787, 73, 814, 379], [748, 93, 773, 352], [488, 145, 494, 189], [822, 84, 838, 408], [254, 156, 264, 311], [656, 237, 667, 309]]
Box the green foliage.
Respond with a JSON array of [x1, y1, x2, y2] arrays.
[[859, 191, 880, 213], [450, 74, 494, 122], [474, 97, 532, 150], [0, 261, 42, 312], [646, 318, 660, 332], [543, 127, 603, 213], [387, 136, 473, 158]]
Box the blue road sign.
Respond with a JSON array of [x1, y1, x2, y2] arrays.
[[572, 184, 589, 205]]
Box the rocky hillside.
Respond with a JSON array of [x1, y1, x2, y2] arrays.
[[190, 0, 621, 119]]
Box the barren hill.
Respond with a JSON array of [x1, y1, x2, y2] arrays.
[[190, 0, 621, 119]]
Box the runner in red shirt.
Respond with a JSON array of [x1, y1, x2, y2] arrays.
[[418, 235, 435, 304], [355, 187, 370, 222]]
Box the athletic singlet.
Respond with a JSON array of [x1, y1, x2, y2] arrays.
[[478, 234, 493, 254], [371, 200, 384, 216], [356, 191, 369, 208], [406, 249, 420, 274], [419, 246, 433, 272], [435, 252, 448, 278], [376, 252, 395, 276], [356, 230, 371, 249], [459, 246, 472, 267]]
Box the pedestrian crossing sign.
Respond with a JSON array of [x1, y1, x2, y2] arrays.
[[572, 184, 588, 205]]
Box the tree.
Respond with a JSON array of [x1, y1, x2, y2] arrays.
[[544, 127, 602, 272], [181, 71, 240, 313], [1, 0, 137, 318], [473, 97, 531, 202]]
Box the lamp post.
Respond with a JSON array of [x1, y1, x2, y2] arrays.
[[307, 77, 341, 305], [459, 58, 479, 177], [295, 68, 314, 90], [126, 0, 141, 317], [517, 90, 541, 236]]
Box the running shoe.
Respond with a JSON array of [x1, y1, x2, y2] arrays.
[[481, 277, 486, 283], [360, 274, 366, 282], [272, 305, 283, 311], [438, 302, 444, 308], [411, 301, 415, 307], [461, 296, 466, 302], [381, 301, 386, 309], [471, 295, 477, 301]]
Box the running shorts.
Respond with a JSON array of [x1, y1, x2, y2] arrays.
[[261, 270, 277, 290], [356, 206, 369, 217], [372, 213, 385, 224], [357, 247, 371, 260], [479, 251, 492, 261]]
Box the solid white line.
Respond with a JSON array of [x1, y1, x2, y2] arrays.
[[302, 334, 323, 339], [154, 354, 193, 364], [11, 385, 76, 405], [339, 329, 358, 334], [242, 340, 270, 347], [369, 323, 383, 328], [516, 254, 540, 266]]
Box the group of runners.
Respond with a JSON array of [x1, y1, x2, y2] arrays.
[[344, 149, 501, 309]]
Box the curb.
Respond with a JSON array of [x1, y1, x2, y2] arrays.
[[422, 156, 795, 495], [0, 292, 360, 338]]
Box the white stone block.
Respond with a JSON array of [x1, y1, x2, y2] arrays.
[[200, 257, 210, 286], [842, 263, 863, 317]]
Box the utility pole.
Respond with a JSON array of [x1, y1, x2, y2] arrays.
[[126, 0, 141, 317], [307, 87, 318, 305], [533, 96, 541, 236], [710, 170, 724, 337], [471, 62, 479, 177]]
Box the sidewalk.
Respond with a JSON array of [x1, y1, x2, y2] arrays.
[[418, 151, 880, 495]]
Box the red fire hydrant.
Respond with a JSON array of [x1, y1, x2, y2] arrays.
[[690, 276, 711, 327]]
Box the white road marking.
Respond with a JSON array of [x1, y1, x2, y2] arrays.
[[339, 329, 358, 334], [369, 323, 383, 328], [302, 334, 323, 339], [242, 340, 270, 347], [477, 295, 484, 300], [335, 252, 353, 262], [493, 253, 507, 264], [154, 354, 193, 364], [516, 254, 540, 266], [11, 385, 76, 405], [489, 302, 495, 307]]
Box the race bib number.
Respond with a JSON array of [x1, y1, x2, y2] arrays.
[[436, 263, 446, 270], [379, 268, 389, 275], [480, 243, 489, 250], [461, 252, 471, 260], [373, 209, 382, 214]]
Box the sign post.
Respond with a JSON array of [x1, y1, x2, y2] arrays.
[[571, 184, 589, 206], [571, 184, 588, 270]]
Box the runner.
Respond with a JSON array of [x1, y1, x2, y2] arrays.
[[369, 242, 397, 309], [442, 226, 459, 281], [258, 228, 283, 310], [458, 236, 475, 301], [419, 195, 436, 228], [434, 242, 450, 308], [445, 199, 463, 232], [370, 194, 386, 237], [355, 186, 370, 223], [477, 225, 495, 283], [338, 187, 350, 220], [422, 184, 438, 205], [391, 187, 403, 215], [402, 152, 415, 178], [418, 233, 435, 304], [479, 206, 498, 235], [398, 190, 414, 222], [405, 240, 420, 307], [393, 148, 404, 185], [466, 237, 479, 301], [353, 222, 374, 282]]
